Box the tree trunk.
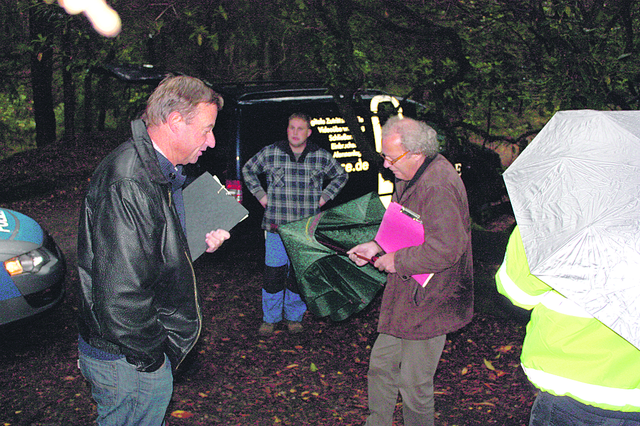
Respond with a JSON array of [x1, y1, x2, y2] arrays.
[[62, 25, 75, 141], [83, 70, 94, 133], [29, 5, 57, 147], [329, 87, 380, 168]]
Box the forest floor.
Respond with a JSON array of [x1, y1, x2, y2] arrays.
[[0, 133, 533, 425]]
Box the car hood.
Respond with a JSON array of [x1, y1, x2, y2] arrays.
[[0, 208, 44, 261]]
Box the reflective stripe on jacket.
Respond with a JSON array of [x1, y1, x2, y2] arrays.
[[496, 226, 640, 412]]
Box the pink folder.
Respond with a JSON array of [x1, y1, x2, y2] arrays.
[[374, 202, 434, 287]]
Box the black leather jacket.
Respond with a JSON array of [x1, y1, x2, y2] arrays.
[[77, 120, 201, 372]]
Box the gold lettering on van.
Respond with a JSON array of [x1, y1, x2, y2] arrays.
[[316, 125, 350, 134], [311, 116, 369, 174]]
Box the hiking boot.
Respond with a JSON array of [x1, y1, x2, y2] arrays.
[[258, 322, 275, 335], [287, 321, 303, 334]]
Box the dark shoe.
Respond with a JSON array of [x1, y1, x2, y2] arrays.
[[258, 322, 275, 335], [287, 321, 303, 334]]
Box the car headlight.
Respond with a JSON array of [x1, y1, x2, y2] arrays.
[[4, 249, 49, 276]]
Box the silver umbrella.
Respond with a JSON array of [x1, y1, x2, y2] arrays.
[[503, 110, 640, 349]]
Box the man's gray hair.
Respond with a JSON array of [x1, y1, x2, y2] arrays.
[[143, 75, 224, 127], [381, 116, 439, 158]]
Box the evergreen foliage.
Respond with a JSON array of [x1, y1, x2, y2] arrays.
[[2, 0, 639, 159]]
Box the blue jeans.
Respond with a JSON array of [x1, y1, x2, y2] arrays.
[[79, 352, 173, 426], [263, 232, 306, 323], [262, 289, 306, 323], [530, 391, 640, 426]]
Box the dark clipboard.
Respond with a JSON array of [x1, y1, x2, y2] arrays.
[[183, 172, 249, 261]]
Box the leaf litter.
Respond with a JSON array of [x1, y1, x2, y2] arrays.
[[0, 137, 534, 425]]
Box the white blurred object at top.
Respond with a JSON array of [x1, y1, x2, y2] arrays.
[[57, 0, 121, 38]]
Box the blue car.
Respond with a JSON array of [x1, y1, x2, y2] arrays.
[[0, 208, 65, 326]]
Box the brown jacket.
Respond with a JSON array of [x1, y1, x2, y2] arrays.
[[377, 154, 473, 340]]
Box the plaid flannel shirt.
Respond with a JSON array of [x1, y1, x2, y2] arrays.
[[242, 140, 348, 230]]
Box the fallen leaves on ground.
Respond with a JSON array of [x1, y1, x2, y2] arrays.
[[0, 138, 535, 425]]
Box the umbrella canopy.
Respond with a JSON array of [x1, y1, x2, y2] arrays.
[[278, 192, 387, 321], [503, 109, 640, 349]]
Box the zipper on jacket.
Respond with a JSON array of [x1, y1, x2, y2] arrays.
[[176, 251, 202, 370], [165, 185, 202, 370]]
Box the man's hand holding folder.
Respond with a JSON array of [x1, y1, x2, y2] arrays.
[[347, 202, 434, 287], [183, 172, 248, 260]]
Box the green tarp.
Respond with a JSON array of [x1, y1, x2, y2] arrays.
[[278, 192, 387, 321]]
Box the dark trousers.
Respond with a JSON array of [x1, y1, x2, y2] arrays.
[[530, 391, 640, 426]]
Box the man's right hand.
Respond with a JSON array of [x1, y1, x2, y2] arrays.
[[205, 229, 231, 253], [347, 241, 381, 267], [259, 195, 268, 208], [126, 353, 166, 373]]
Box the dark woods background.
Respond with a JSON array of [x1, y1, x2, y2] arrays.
[[2, 0, 639, 157]]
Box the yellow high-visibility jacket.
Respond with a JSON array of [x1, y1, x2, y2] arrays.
[[496, 227, 640, 413]]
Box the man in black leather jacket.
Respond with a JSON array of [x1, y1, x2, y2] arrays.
[[77, 75, 229, 426]]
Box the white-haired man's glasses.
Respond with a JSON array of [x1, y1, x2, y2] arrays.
[[379, 151, 409, 165]]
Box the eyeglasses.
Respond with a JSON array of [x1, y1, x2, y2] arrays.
[[379, 151, 409, 165]]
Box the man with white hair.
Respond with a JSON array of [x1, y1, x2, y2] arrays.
[[349, 116, 473, 426]]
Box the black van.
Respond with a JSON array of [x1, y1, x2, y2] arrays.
[[193, 81, 428, 230], [91, 64, 507, 230]]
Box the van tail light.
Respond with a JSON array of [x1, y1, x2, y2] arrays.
[[226, 179, 243, 203]]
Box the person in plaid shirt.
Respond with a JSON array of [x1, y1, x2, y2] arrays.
[[242, 113, 348, 335]]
